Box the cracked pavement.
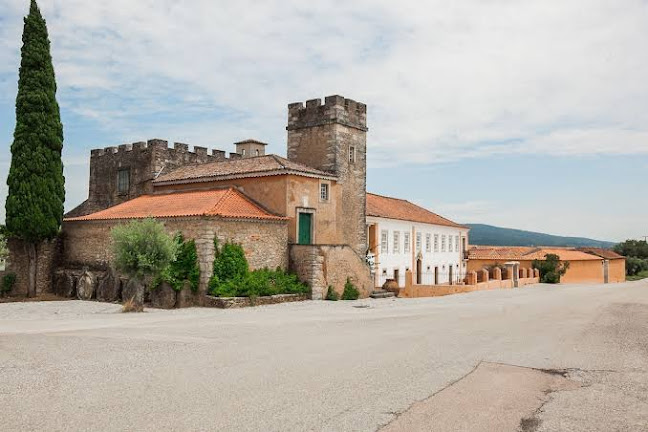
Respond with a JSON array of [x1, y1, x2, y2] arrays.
[[1, 280, 647, 431]]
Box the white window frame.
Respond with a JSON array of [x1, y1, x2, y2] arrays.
[[319, 182, 330, 202], [393, 231, 400, 254], [381, 230, 389, 254], [434, 234, 439, 252], [416, 232, 422, 253], [425, 234, 431, 253], [455, 236, 460, 253], [441, 235, 447, 252], [449, 236, 454, 252], [404, 232, 411, 253], [349, 146, 356, 163]]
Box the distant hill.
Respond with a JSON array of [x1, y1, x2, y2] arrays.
[[466, 224, 616, 248]]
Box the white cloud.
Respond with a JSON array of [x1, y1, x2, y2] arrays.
[[1, 0, 647, 163]]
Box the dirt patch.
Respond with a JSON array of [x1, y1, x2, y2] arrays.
[[380, 362, 581, 432]]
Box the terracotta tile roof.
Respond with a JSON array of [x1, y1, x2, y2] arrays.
[[64, 188, 286, 222], [576, 247, 625, 260], [467, 246, 537, 260], [153, 154, 336, 184], [468, 246, 603, 261], [366, 193, 467, 229]]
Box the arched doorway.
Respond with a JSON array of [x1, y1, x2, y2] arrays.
[[416, 258, 423, 284]]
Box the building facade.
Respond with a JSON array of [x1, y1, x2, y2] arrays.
[[366, 193, 469, 288]]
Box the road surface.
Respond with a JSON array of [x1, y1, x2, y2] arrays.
[[1, 280, 647, 431]]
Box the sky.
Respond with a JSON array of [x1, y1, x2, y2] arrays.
[[0, 0, 646, 242]]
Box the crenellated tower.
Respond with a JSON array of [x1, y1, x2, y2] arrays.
[[286, 95, 368, 256]]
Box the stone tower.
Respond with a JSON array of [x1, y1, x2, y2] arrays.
[[286, 95, 368, 256]]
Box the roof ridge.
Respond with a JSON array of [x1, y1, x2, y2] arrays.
[[210, 187, 234, 214], [271, 154, 287, 169]]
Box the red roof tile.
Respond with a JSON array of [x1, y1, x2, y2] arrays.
[[366, 193, 466, 229], [576, 247, 625, 260], [64, 188, 286, 222], [468, 246, 603, 261], [153, 154, 336, 184]]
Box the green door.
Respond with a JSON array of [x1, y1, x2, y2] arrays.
[[298, 213, 312, 245]]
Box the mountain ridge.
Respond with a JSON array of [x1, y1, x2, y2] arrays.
[[466, 224, 616, 248]]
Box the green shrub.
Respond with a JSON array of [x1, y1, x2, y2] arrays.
[[212, 239, 248, 283], [533, 254, 570, 284], [153, 233, 200, 292], [2, 273, 16, 294], [626, 257, 648, 277], [325, 286, 339, 301], [341, 278, 360, 300], [210, 267, 309, 298], [111, 218, 177, 280]]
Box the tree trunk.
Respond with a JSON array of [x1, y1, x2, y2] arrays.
[[27, 242, 37, 298]]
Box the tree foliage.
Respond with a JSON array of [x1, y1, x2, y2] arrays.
[[111, 218, 177, 280], [614, 240, 648, 260], [5, 0, 65, 243], [532, 254, 570, 284], [626, 257, 648, 277], [153, 233, 200, 292], [211, 239, 248, 283]]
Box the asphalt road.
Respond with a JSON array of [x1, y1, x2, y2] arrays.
[[1, 280, 647, 431]]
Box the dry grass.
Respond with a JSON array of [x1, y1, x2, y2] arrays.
[[122, 297, 144, 313]]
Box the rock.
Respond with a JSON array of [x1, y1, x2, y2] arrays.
[[382, 279, 400, 296], [122, 278, 145, 306], [76, 270, 96, 301], [96, 269, 121, 302], [176, 282, 195, 308], [54, 271, 76, 298], [150, 282, 176, 309]]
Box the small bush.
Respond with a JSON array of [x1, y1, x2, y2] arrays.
[[111, 218, 177, 280], [325, 286, 339, 301], [122, 297, 144, 313], [210, 268, 309, 298], [2, 273, 16, 294], [533, 254, 570, 284], [341, 278, 360, 300], [212, 240, 248, 284], [152, 233, 200, 292]]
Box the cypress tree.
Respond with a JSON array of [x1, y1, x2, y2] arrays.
[[5, 0, 65, 297]]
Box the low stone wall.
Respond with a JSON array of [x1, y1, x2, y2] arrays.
[[289, 244, 372, 300], [399, 270, 539, 298], [203, 293, 309, 309]]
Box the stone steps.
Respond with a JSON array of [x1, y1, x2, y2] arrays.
[[370, 290, 396, 299]]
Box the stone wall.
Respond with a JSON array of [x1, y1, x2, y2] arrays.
[[290, 244, 373, 300], [66, 139, 224, 218], [287, 96, 368, 256], [62, 217, 288, 297], [5, 237, 61, 296]]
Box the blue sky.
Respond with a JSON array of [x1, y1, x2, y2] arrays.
[[0, 0, 646, 242]]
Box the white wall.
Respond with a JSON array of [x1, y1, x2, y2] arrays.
[[368, 216, 469, 287]]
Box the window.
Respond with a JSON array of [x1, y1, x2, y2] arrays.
[[255, 149, 260, 156], [404, 232, 411, 253], [449, 236, 453, 252], [393, 231, 400, 254], [416, 233, 422, 252], [441, 235, 447, 252], [456, 236, 460, 253], [242, 149, 247, 156], [381, 230, 388, 254], [320, 183, 330, 201], [434, 234, 439, 252], [425, 234, 432, 253], [117, 169, 130, 194], [349, 146, 356, 163]]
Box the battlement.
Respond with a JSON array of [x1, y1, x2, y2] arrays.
[[287, 95, 367, 132], [90, 139, 229, 160]]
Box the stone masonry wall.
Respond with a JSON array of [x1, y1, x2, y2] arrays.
[[5, 237, 61, 296], [66, 139, 224, 218], [62, 217, 288, 297], [290, 244, 373, 300]]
